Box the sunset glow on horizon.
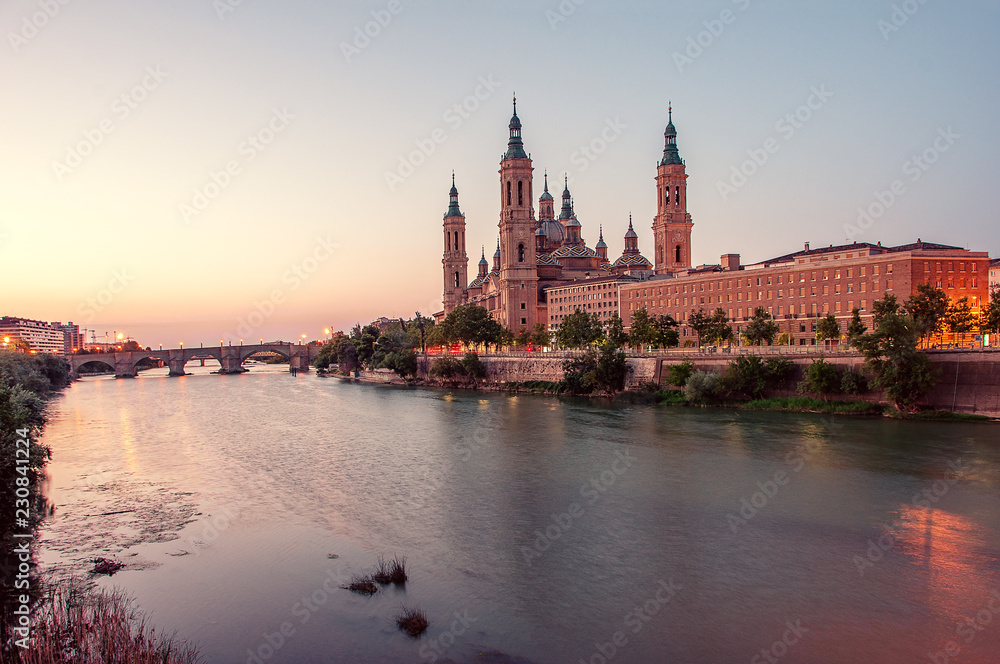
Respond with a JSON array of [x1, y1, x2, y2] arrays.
[[2, 0, 998, 346]]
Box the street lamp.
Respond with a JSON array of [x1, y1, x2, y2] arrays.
[[159, 344, 162, 351], [300, 334, 307, 345], [179, 342, 184, 350]]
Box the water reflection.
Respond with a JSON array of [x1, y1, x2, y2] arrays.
[[30, 375, 1000, 663]]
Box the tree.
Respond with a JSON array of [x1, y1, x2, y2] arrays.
[[815, 313, 841, 343], [688, 309, 711, 347], [560, 344, 629, 396], [744, 307, 779, 346], [705, 308, 734, 346], [727, 355, 769, 399], [351, 324, 380, 367], [628, 307, 656, 349], [798, 359, 840, 399], [514, 327, 533, 348], [605, 312, 629, 348], [439, 304, 504, 351], [854, 295, 940, 412], [556, 309, 604, 349], [412, 312, 429, 353], [530, 323, 552, 348], [461, 352, 487, 382], [846, 308, 867, 347], [651, 315, 680, 349], [946, 296, 976, 342], [904, 283, 949, 342], [667, 361, 695, 387], [981, 285, 1000, 336]]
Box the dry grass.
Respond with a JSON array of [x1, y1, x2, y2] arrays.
[[18, 578, 200, 664], [394, 605, 428, 637], [371, 554, 407, 586], [342, 575, 379, 596]]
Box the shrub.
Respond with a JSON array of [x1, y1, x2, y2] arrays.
[[667, 361, 695, 387], [764, 357, 795, 385], [799, 359, 841, 398], [684, 370, 724, 404], [726, 355, 769, 399], [461, 352, 487, 380], [841, 367, 869, 395], [429, 356, 465, 379]]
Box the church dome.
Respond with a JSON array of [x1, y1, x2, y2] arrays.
[[540, 219, 566, 244]]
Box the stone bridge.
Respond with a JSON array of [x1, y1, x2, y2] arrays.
[[70, 344, 319, 378]]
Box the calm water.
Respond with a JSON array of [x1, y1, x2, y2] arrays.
[[35, 366, 1000, 663]]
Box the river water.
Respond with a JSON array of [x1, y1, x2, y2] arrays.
[[34, 367, 1000, 663]]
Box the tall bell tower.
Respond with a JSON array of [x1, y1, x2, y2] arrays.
[[442, 173, 468, 314], [653, 106, 693, 274], [498, 97, 538, 332]]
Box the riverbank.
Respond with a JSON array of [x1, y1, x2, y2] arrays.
[[0, 351, 202, 662]]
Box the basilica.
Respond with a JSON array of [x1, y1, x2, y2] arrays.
[[437, 100, 694, 331]]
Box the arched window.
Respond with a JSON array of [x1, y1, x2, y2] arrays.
[[454, 231, 459, 250], [446, 232, 451, 251], [675, 245, 682, 263], [675, 186, 680, 204], [518, 181, 523, 206], [507, 181, 512, 206], [454, 272, 460, 288], [518, 243, 525, 262]]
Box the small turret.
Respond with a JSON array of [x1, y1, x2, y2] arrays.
[[595, 225, 608, 262], [493, 238, 501, 271], [478, 246, 489, 278]]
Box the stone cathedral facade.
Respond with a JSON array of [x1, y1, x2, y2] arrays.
[[437, 100, 692, 331]]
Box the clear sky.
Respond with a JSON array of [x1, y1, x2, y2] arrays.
[[2, 0, 998, 346]]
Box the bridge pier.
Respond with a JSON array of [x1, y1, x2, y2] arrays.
[[114, 357, 137, 379], [220, 353, 247, 374], [168, 359, 187, 376], [289, 350, 310, 374]]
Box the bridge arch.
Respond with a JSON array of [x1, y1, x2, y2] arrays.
[[75, 359, 116, 375]]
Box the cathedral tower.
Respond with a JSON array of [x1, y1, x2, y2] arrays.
[[442, 173, 468, 314], [498, 98, 538, 331], [652, 106, 694, 274]]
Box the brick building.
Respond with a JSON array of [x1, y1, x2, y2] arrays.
[[0, 317, 67, 355], [620, 242, 990, 345]]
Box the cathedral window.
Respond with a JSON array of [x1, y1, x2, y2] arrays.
[[507, 181, 512, 206], [518, 181, 523, 206], [454, 272, 460, 288], [518, 244, 525, 262], [675, 245, 682, 263], [674, 186, 679, 204]]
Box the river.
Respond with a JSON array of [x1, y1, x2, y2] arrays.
[[34, 366, 1000, 663]]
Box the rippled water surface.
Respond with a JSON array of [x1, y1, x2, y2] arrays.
[[37, 367, 1000, 663]]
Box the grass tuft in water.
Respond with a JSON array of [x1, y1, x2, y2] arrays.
[[394, 605, 429, 637]]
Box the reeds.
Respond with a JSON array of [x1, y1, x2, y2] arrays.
[[394, 605, 428, 637], [18, 578, 200, 664]]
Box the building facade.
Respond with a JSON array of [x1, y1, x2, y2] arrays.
[[438, 100, 679, 330], [620, 242, 990, 345], [434, 101, 991, 343], [0, 317, 68, 355], [990, 258, 1000, 295]]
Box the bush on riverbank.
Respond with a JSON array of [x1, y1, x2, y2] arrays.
[[15, 579, 201, 664]]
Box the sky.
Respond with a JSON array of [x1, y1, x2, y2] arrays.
[[2, 0, 998, 347]]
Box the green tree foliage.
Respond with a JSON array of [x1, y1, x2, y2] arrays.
[[560, 345, 629, 396], [705, 308, 735, 346], [798, 359, 841, 398], [351, 324, 380, 367], [684, 370, 724, 404], [726, 355, 769, 399], [841, 367, 869, 395], [946, 296, 976, 335], [744, 307, 780, 346], [904, 283, 949, 340], [854, 295, 940, 411], [605, 312, 629, 347], [687, 309, 711, 347], [651, 314, 680, 349], [846, 308, 867, 346], [438, 304, 505, 350], [530, 323, 552, 348], [981, 285, 1000, 335], [514, 327, 533, 348], [556, 309, 605, 349], [815, 314, 841, 342], [461, 352, 487, 380], [765, 357, 795, 386], [667, 361, 695, 387]]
